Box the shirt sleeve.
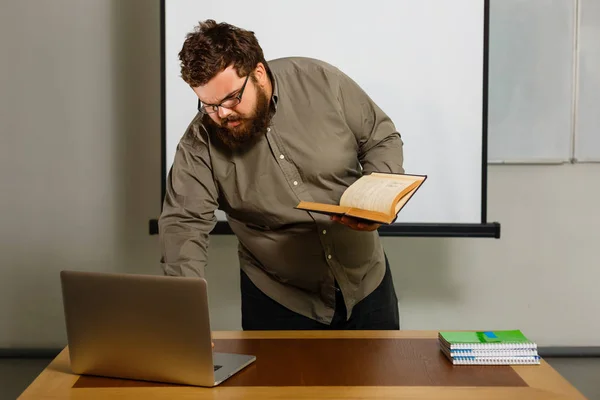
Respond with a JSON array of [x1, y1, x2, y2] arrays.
[[336, 70, 405, 175], [158, 134, 219, 278]]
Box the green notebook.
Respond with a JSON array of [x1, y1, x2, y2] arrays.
[[438, 330, 537, 349]]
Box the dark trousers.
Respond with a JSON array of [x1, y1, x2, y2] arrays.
[[241, 257, 399, 330]]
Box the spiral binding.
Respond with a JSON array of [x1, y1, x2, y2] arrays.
[[451, 356, 541, 365]]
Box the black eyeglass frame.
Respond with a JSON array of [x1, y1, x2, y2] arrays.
[[197, 75, 250, 115]]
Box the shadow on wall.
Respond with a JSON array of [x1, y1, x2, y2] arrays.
[[6, 0, 164, 349], [110, 0, 162, 276], [1, 0, 161, 349]]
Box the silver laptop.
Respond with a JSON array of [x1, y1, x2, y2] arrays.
[[60, 270, 255, 387]]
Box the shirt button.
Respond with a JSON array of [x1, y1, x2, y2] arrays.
[[293, 181, 298, 186], [327, 254, 332, 260], [267, 128, 271, 132], [279, 154, 285, 159], [322, 230, 327, 234]]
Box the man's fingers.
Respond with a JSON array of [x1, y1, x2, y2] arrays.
[[340, 216, 356, 227], [332, 215, 379, 231]]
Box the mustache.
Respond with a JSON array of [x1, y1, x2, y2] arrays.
[[222, 116, 242, 124]]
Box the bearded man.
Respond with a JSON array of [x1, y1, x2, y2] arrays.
[[159, 20, 404, 331]]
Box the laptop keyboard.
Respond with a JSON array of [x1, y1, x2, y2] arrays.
[[214, 365, 222, 371]]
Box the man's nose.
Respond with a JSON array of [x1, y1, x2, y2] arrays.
[[218, 106, 232, 119]]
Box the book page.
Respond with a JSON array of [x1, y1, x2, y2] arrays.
[[339, 174, 415, 214]]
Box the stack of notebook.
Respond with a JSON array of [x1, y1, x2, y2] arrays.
[[438, 330, 540, 365]]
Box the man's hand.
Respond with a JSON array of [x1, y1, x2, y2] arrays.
[[331, 215, 381, 231]]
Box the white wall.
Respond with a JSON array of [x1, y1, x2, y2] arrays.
[[1, 0, 598, 350]]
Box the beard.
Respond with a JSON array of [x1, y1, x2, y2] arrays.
[[204, 85, 272, 152]]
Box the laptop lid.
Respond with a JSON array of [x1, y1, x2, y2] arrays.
[[60, 270, 216, 386]]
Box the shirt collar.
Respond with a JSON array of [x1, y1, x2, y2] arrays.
[[269, 69, 279, 111]]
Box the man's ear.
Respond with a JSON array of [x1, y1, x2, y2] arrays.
[[254, 62, 268, 86]]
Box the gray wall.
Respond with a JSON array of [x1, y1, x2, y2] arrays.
[[1, 0, 598, 350]]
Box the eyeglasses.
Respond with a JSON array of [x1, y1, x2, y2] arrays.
[[198, 75, 250, 115]]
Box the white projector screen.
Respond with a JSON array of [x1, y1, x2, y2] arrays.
[[160, 0, 498, 237]]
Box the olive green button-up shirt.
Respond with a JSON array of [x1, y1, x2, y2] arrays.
[[159, 57, 404, 324]]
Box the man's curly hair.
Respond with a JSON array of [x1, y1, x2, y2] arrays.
[[178, 20, 270, 87]]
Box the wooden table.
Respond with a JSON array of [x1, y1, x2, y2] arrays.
[[19, 331, 587, 399]]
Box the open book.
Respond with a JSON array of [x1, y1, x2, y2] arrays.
[[295, 173, 426, 224]]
